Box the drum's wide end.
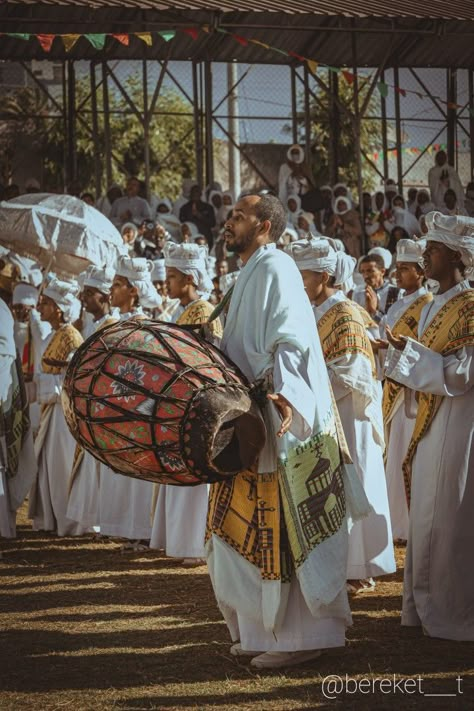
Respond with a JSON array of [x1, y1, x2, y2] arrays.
[[182, 386, 267, 481]]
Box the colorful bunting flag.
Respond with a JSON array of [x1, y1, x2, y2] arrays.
[[342, 70, 354, 84], [306, 59, 318, 75], [159, 30, 176, 42], [85, 34, 106, 50], [62, 34, 81, 52], [136, 32, 153, 46], [395, 87, 406, 97], [377, 81, 388, 98], [232, 34, 248, 47], [37, 34, 55, 52], [113, 34, 130, 46], [182, 28, 199, 41]]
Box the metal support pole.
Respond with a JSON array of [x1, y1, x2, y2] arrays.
[[447, 68, 457, 168], [291, 66, 298, 144], [192, 61, 203, 187], [352, 35, 364, 250], [469, 70, 474, 181], [393, 66, 403, 192], [66, 60, 76, 188], [142, 59, 151, 201], [329, 70, 340, 184], [380, 70, 389, 181], [89, 63, 102, 199], [101, 62, 113, 186], [204, 61, 214, 188], [303, 64, 312, 164], [227, 62, 241, 200]]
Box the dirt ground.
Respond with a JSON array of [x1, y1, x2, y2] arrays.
[[1, 506, 473, 711]]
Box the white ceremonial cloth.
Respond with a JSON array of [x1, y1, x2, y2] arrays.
[[385, 280, 474, 640], [207, 245, 369, 652], [379, 287, 429, 541], [314, 292, 395, 579], [150, 484, 208, 558]]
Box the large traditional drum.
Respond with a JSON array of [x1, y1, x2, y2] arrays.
[[62, 318, 266, 485]]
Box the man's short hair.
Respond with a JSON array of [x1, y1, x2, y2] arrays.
[[251, 193, 287, 243], [359, 254, 385, 271]]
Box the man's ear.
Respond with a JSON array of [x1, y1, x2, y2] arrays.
[[260, 219, 271, 236]]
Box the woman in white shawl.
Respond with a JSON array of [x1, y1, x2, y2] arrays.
[[155, 198, 181, 242], [392, 194, 421, 237], [326, 197, 363, 258], [286, 194, 302, 228]]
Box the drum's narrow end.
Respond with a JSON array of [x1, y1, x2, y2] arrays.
[[212, 410, 265, 472]]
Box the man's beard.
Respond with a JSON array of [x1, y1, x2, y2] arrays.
[[225, 223, 260, 254]]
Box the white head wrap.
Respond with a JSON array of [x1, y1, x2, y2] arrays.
[[12, 283, 38, 307], [219, 271, 240, 295], [278, 225, 299, 246], [286, 237, 356, 286], [319, 184, 333, 195], [385, 183, 398, 195], [115, 256, 162, 308], [43, 277, 81, 323], [333, 182, 349, 195], [181, 221, 199, 240], [164, 243, 213, 295], [79, 265, 115, 294], [333, 196, 351, 215], [287, 144, 304, 164], [151, 259, 166, 282], [206, 255, 217, 281], [371, 190, 388, 212], [287, 194, 301, 211], [368, 247, 393, 270], [425, 211, 474, 277], [156, 198, 173, 213], [6, 253, 43, 287], [396, 239, 426, 267]]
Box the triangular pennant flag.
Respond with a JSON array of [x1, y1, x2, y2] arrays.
[[272, 47, 289, 56], [202, 25, 211, 33], [136, 32, 153, 46], [182, 28, 199, 41], [232, 34, 248, 47], [327, 66, 339, 74], [37, 34, 55, 52], [85, 34, 106, 49], [62, 34, 81, 52], [342, 70, 354, 84], [416, 92, 424, 100], [7, 33, 30, 40], [396, 87, 406, 97], [250, 39, 270, 50], [113, 34, 130, 46], [159, 30, 176, 42], [377, 81, 389, 98], [288, 50, 305, 62], [306, 59, 318, 75], [447, 102, 460, 110]]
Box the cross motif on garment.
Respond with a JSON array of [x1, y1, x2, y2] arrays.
[[242, 474, 257, 501], [257, 499, 276, 527]]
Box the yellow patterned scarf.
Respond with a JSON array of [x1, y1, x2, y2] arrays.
[[177, 299, 223, 339], [382, 292, 433, 426], [402, 289, 474, 505], [42, 324, 84, 374], [317, 298, 377, 376]]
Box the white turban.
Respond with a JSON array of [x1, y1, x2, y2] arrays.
[[115, 256, 162, 308], [79, 265, 115, 294], [333, 196, 351, 215], [164, 243, 213, 295], [287, 144, 304, 164], [368, 247, 393, 271], [286, 237, 356, 286], [12, 283, 38, 307], [151, 259, 166, 282], [43, 277, 81, 323], [396, 238, 426, 267], [425, 211, 474, 276]]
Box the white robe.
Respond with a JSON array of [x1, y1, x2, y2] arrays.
[[207, 245, 369, 652], [385, 280, 474, 641], [97, 309, 153, 541], [314, 292, 395, 580], [379, 287, 429, 541]]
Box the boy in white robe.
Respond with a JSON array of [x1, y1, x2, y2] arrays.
[[287, 238, 395, 591], [206, 194, 370, 669], [150, 244, 221, 565], [98, 257, 160, 545], [378, 240, 432, 542], [385, 211, 474, 641], [67, 267, 117, 531]]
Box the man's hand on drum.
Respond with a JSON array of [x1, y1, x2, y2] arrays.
[[267, 393, 293, 438]]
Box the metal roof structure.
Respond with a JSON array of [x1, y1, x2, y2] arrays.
[[1, 0, 474, 66]]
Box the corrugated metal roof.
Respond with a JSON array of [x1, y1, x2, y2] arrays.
[[1, 2, 474, 66], [3, 0, 474, 20]]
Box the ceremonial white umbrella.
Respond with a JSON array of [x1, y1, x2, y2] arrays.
[[0, 193, 126, 277]]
